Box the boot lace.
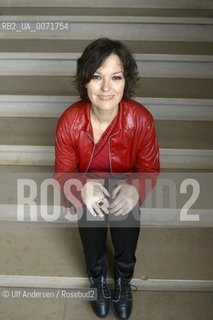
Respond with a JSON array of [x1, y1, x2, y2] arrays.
[[113, 278, 137, 302], [100, 276, 111, 299]]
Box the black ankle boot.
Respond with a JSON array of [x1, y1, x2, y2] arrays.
[[89, 273, 111, 318], [112, 270, 133, 320]]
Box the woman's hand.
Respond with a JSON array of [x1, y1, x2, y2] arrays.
[[109, 183, 139, 216], [81, 181, 110, 217]]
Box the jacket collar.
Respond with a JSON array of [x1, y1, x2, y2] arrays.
[[83, 99, 135, 135]]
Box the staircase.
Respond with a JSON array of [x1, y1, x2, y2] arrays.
[[0, 1, 213, 319]]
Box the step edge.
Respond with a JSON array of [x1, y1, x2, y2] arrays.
[[0, 275, 212, 292], [0, 206, 212, 227], [0, 95, 212, 105], [0, 0, 212, 9], [0, 97, 213, 121], [1, 53, 213, 62], [0, 146, 212, 169], [1, 15, 213, 24], [0, 145, 212, 154]]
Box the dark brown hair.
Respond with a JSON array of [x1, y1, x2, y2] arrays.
[[74, 38, 139, 100]]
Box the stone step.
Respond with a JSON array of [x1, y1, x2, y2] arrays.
[[1, 95, 212, 121], [0, 0, 212, 10], [0, 52, 212, 79], [0, 16, 212, 42], [0, 117, 212, 168], [0, 222, 212, 281], [1, 145, 213, 169], [1, 40, 213, 55], [0, 77, 212, 99], [0, 117, 212, 150], [0, 7, 213, 17], [1, 275, 213, 292], [156, 121, 213, 150]]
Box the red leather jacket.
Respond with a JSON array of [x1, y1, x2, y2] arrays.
[[55, 99, 160, 204]]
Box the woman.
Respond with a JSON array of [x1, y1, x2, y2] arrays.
[[55, 38, 160, 319]]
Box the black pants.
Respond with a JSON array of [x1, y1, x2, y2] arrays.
[[78, 206, 141, 278]]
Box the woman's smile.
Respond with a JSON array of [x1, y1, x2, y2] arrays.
[[98, 95, 114, 101]]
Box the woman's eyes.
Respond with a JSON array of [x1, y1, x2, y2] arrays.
[[91, 75, 123, 80], [91, 75, 101, 80], [112, 75, 123, 80]]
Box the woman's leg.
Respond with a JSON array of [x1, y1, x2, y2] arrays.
[[109, 209, 141, 276], [109, 209, 141, 320], [78, 207, 109, 277], [78, 207, 111, 318]]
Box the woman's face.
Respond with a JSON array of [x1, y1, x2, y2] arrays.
[[86, 54, 125, 112]]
